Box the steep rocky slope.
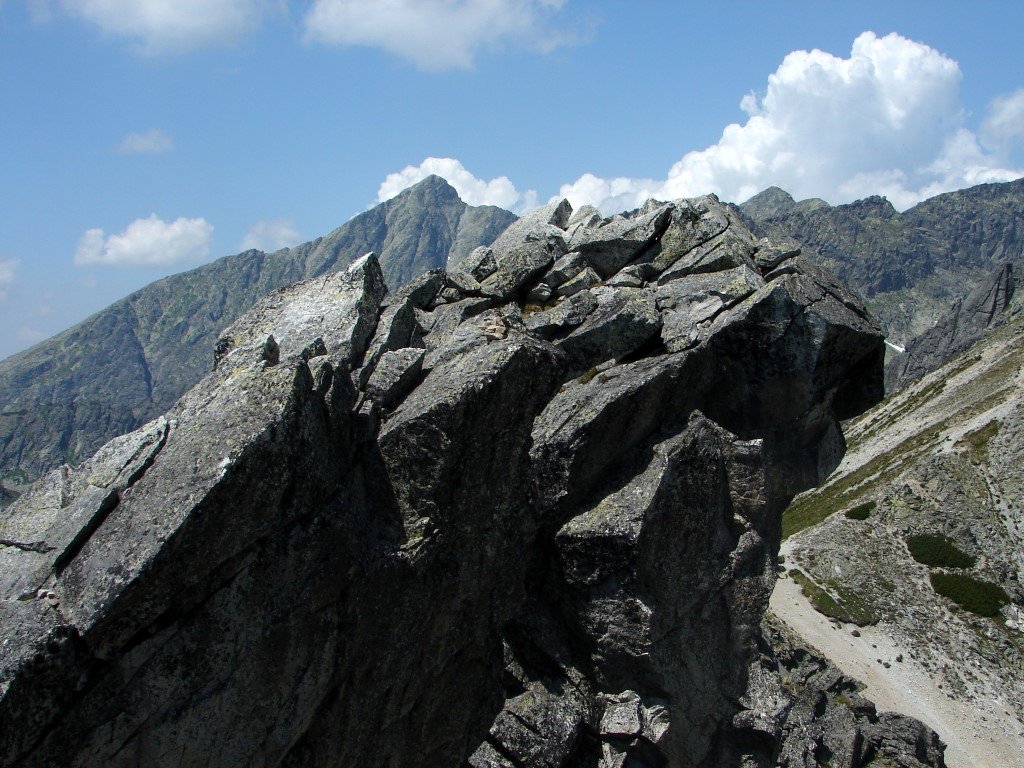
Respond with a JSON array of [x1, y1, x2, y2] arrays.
[[778, 308, 1024, 765], [0, 176, 514, 492], [0, 195, 940, 767], [740, 179, 1024, 343], [885, 261, 1023, 391]]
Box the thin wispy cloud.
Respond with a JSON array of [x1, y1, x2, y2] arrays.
[[303, 0, 575, 71], [75, 215, 213, 267], [0, 258, 17, 302], [15, 326, 47, 345], [981, 88, 1024, 154], [48, 0, 264, 54], [39, 0, 582, 65], [116, 129, 174, 155], [239, 219, 302, 252]]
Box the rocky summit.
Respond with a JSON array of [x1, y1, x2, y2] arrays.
[[0, 195, 939, 767], [0, 175, 514, 494]]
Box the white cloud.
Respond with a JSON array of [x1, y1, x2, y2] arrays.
[[0, 259, 16, 285], [304, 0, 573, 71], [116, 128, 174, 155], [239, 219, 302, 252], [53, 0, 263, 54], [556, 32, 1024, 213], [0, 258, 16, 302], [378, 157, 537, 211], [75, 215, 213, 267], [16, 327, 47, 345], [981, 88, 1024, 153]]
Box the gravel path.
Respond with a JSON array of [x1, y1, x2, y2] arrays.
[[769, 569, 1024, 768]]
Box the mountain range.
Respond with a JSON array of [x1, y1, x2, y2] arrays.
[[0, 176, 514, 490], [739, 178, 1024, 343], [3, 166, 1022, 765], [3, 176, 1023, 499]]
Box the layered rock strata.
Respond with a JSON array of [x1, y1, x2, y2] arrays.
[[0, 196, 921, 767]]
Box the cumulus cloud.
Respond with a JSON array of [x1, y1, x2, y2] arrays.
[[378, 157, 537, 211], [304, 0, 573, 71], [51, 0, 263, 54], [116, 128, 174, 155], [239, 219, 302, 252], [75, 215, 213, 267], [556, 32, 1024, 213]]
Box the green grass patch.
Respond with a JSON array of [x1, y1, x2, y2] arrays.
[[944, 352, 983, 380], [929, 572, 1009, 617], [844, 501, 876, 520], [907, 534, 976, 568], [958, 419, 1000, 462], [783, 324, 1022, 541], [788, 569, 877, 626]]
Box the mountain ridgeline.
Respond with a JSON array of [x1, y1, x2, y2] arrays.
[[739, 179, 1024, 343], [1, 194, 945, 767], [3, 175, 1023, 494], [0, 176, 515, 488]]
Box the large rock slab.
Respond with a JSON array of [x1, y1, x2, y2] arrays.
[[568, 204, 673, 277], [656, 264, 765, 351], [557, 286, 661, 376]]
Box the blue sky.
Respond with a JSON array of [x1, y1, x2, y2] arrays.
[[2, 0, 1023, 359]]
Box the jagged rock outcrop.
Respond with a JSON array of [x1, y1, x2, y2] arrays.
[[727, 616, 946, 768], [0, 195, 927, 767], [885, 261, 1023, 391], [0, 176, 515, 493]]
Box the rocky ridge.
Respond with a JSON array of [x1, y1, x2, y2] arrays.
[[751, 615, 945, 768], [740, 179, 1024, 344], [0, 175, 514, 492], [0, 194, 939, 766]]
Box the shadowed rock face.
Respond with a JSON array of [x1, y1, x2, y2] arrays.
[[885, 261, 1023, 392], [0, 196, 928, 767]]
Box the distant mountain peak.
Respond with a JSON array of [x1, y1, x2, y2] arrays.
[[0, 180, 516, 488], [740, 187, 797, 220], [842, 194, 897, 218], [393, 174, 462, 203], [739, 186, 834, 221]]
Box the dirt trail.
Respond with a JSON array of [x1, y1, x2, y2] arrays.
[[769, 570, 1024, 768]]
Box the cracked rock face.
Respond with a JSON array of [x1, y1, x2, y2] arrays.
[[0, 195, 901, 767], [885, 261, 1023, 392]]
